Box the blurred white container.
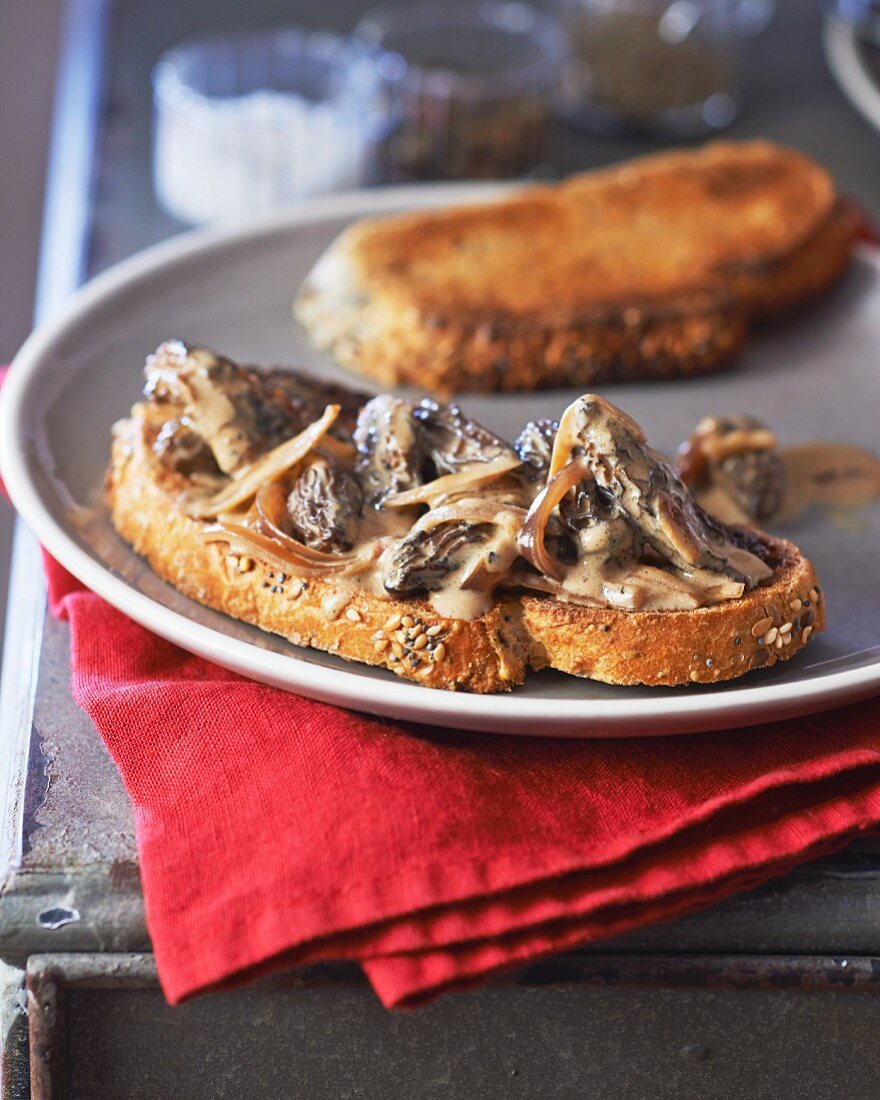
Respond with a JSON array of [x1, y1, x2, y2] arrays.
[[153, 28, 386, 225]]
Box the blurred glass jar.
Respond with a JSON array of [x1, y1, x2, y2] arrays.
[[356, 0, 569, 181], [551, 0, 775, 137], [153, 29, 387, 225]]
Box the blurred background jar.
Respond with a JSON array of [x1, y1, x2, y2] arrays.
[[153, 28, 387, 225], [551, 0, 775, 137], [356, 0, 570, 181]]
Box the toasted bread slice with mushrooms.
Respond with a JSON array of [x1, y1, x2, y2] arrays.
[[109, 422, 531, 694], [519, 534, 822, 687], [107, 425, 824, 690], [294, 140, 855, 395], [106, 344, 824, 692]]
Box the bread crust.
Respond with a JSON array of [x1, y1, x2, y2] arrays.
[[107, 418, 825, 693], [294, 141, 856, 395]]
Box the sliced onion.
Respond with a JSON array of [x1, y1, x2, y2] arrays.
[[702, 577, 746, 600], [458, 510, 524, 592], [518, 459, 591, 581], [548, 403, 584, 481], [185, 404, 339, 518], [215, 507, 255, 526], [608, 565, 704, 611], [674, 437, 708, 487], [383, 454, 522, 510], [319, 435, 356, 463], [255, 480, 293, 537], [202, 524, 317, 575], [415, 498, 527, 528], [202, 521, 374, 576]]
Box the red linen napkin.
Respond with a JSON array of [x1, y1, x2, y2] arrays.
[[39, 554, 880, 1006]]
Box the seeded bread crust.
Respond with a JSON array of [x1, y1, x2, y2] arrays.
[[521, 542, 824, 688], [107, 419, 825, 693], [294, 141, 856, 395]]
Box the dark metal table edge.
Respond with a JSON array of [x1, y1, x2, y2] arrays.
[[0, 0, 111, 886], [1, 2, 111, 1093]]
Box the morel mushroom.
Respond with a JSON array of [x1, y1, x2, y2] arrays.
[[354, 395, 423, 506], [258, 367, 368, 441], [384, 500, 523, 595], [543, 394, 772, 592], [558, 476, 621, 533], [144, 341, 301, 474], [415, 399, 517, 473], [152, 418, 221, 478], [514, 418, 559, 480], [677, 413, 786, 522], [287, 456, 363, 553]]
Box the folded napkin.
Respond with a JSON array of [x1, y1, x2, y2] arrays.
[[41, 554, 880, 1007]]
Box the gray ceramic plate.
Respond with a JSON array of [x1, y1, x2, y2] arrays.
[[2, 185, 879, 736]]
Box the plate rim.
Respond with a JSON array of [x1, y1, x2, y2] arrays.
[[824, 10, 880, 137], [2, 185, 879, 737]]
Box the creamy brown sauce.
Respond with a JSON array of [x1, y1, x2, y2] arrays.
[[695, 441, 880, 528], [777, 443, 880, 522], [429, 586, 496, 621]]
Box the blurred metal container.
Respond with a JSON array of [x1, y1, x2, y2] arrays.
[[551, 0, 775, 137], [152, 28, 387, 225], [356, 0, 569, 180]]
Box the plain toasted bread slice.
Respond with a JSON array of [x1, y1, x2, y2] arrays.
[[108, 417, 824, 693], [295, 141, 855, 394]]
